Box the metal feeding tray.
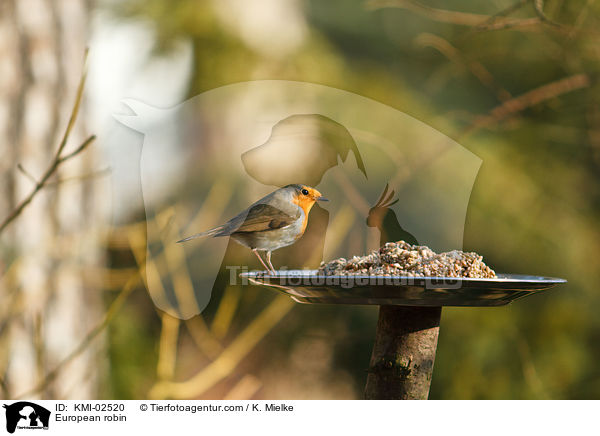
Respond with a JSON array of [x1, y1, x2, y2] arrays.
[[242, 269, 567, 399], [241, 270, 567, 307]]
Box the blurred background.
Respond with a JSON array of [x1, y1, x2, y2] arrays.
[[1, 0, 599, 400]]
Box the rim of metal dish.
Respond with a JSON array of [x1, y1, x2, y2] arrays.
[[240, 270, 567, 284]]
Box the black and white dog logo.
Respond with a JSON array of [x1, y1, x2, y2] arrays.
[[3, 402, 50, 433]]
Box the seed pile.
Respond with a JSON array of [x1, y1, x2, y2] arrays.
[[318, 241, 496, 278]]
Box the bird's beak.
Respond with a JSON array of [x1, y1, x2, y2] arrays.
[[316, 196, 329, 202]]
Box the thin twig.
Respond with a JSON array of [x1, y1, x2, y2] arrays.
[[16, 164, 38, 186], [57, 135, 95, 163], [470, 17, 541, 33], [461, 73, 593, 136], [45, 168, 111, 187], [476, 0, 529, 29], [0, 135, 95, 234], [366, 0, 541, 29], [460, 1, 537, 35], [223, 374, 263, 400], [0, 50, 93, 236], [55, 47, 89, 159]]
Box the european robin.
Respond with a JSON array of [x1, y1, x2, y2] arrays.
[[177, 184, 328, 274]]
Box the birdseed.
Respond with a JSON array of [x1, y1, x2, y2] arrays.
[[318, 241, 496, 278]]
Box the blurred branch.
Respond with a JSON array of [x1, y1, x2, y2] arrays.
[[61, 343, 110, 398], [332, 171, 370, 216], [211, 286, 242, 340], [463, 0, 534, 34], [314, 204, 356, 261], [568, 0, 596, 39], [0, 50, 95, 235], [146, 183, 358, 399], [149, 297, 294, 399], [16, 164, 38, 185], [474, 17, 540, 32], [157, 313, 180, 381], [0, 135, 96, 235], [14, 270, 141, 399], [158, 208, 201, 317], [128, 211, 177, 316], [366, 0, 541, 29], [0, 375, 7, 398], [532, 0, 563, 29], [462, 73, 593, 135], [587, 104, 600, 165], [185, 317, 224, 360], [45, 168, 111, 187], [177, 179, 233, 243], [33, 314, 45, 395], [516, 334, 549, 399], [56, 49, 88, 157], [223, 374, 262, 400], [415, 33, 512, 102], [478, 0, 528, 27], [126, 207, 226, 359]]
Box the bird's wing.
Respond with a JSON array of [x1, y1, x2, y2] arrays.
[[215, 203, 299, 235]]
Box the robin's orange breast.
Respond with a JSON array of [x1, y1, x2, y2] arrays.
[[291, 195, 316, 237]]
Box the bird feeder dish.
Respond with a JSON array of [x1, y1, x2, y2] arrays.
[[243, 270, 566, 399]]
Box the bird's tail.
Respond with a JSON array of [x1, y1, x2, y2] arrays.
[[176, 225, 225, 243]]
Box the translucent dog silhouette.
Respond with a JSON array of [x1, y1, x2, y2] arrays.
[[115, 80, 481, 318]]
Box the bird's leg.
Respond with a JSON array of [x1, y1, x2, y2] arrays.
[[252, 249, 272, 275], [266, 251, 276, 275]]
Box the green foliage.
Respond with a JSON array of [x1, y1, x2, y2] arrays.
[[103, 289, 161, 399]]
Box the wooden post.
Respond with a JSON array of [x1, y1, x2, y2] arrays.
[[365, 305, 442, 400]]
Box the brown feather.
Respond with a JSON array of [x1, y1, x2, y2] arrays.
[[218, 203, 298, 235]]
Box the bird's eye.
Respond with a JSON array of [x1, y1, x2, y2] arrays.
[[301, 188, 309, 196]]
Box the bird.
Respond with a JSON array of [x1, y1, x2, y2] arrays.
[[367, 183, 418, 247], [177, 184, 328, 274]]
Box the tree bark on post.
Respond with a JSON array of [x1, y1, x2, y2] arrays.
[[365, 306, 442, 400]]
